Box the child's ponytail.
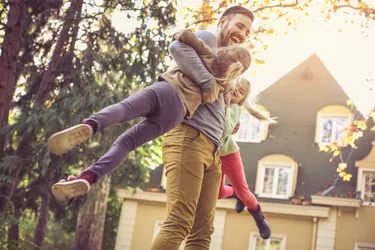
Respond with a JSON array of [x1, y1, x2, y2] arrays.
[[216, 62, 244, 90], [243, 99, 277, 124]]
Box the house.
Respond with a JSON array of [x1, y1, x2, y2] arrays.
[[114, 54, 375, 250]]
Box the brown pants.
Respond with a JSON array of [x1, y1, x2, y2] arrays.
[[150, 124, 221, 250]]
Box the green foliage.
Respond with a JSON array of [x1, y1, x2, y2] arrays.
[[1, 0, 177, 248]]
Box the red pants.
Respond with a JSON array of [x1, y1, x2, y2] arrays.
[[218, 151, 258, 211]]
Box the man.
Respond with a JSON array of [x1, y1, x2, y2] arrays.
[[151, 6, 268, 250]]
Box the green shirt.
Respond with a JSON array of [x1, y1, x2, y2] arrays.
[[219, 104, 242, 156]]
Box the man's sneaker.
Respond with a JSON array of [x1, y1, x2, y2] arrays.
[[48, 124, 93, 155], [51, 171, 97, 201], [248, 205, 271, 239]]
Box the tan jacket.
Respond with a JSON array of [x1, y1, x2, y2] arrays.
[[159, 29, 223, 119]]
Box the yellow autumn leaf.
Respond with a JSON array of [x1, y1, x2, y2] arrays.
[[333, 150, 340, 156], [254, 58, 265, 65], [338, 163, 347, 170], [346, 99, 353, 105], [319, 145, 326, 151], [339, 172, 345, 177], [343, 174, 353, 182]]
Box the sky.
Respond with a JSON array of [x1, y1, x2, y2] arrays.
[[111, 0, 375, 116]]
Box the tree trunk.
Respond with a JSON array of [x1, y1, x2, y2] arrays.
[[35, 0, 83, 104], [71, 175, 111, 250], [7, 203, 20, 250], [31, 1, 83, 247], [33, 167, 55, 250], [0, 0, 26, 216]]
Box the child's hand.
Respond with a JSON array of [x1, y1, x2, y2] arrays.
[[224, 92, 231, 105]]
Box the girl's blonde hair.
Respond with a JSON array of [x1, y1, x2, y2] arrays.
[[237, 77, 277, 124], [213, 46, 251, 90]]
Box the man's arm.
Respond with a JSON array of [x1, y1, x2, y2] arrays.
[[168, 30, 217, 92], [172, 29, 214, 58]]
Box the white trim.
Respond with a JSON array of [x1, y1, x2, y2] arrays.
[[160, 167, 167, 189], [315, 207, 337, 250], [355, 242, 375, 250], [311, 195, 361, 208], [210, 210, 226, 250], [257, 161, 295, 199], [114, 200, 138, 250], [248, 232, 287, 250], [117, 189, 331, 218], [357, 168, 375, 206]]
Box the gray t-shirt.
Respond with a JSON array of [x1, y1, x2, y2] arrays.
[[168, 31, 225, 146]]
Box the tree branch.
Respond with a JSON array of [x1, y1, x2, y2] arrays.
[[333, 1, 375, 17], [35, 0, 83, 104], [186, 18, 217, 28], [253, 0, 299, 13]]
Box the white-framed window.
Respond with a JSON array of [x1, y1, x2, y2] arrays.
[[357, 168, 375, 205], [355, 242, 375, 250], [259, 164, 292, 199], [236, 112, 263, 143], [317, 115, 351, 145], [153, 221, 185, 249], [235, 105, 270, 143], [255, 155, 298, 199], [248, 232, 286, 250]]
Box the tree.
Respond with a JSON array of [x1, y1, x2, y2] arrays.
[[2, 0, 176, 248], [0, 0, 26, 214]]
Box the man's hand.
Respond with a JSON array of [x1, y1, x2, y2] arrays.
[[232, 121, 240, 134], [202, 89, 217, 104]]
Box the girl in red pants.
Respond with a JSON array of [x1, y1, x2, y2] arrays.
[[220, 78, 275, 239]]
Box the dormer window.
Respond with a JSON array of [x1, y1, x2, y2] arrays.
[[315, 105, 353, 146]]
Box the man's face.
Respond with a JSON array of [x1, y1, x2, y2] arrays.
[[217, 13, 253, 47]]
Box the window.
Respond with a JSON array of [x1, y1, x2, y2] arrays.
[[259, 165, 292, 199], [237, 113, 262, 142], [255, 155, 298, 199], [249, 233, 286, 250], [315, 105, 353, 145], [355, 242, 375, 250], [318, 116, 350, 144], [153, 221, 185, 249], [357, 169, 375, 205], [235, 104, 270, 143]]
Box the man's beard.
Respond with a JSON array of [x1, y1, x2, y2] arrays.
[[220, 26, 231, 47], [219, 25, 244, 47]]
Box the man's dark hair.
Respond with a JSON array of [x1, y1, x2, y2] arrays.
[[220, 5, 255, 23]]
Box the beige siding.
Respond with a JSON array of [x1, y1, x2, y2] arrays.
[[222, 211, 313, 250], [131, 202, 167, 250], [335, 207, 375, 250]]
